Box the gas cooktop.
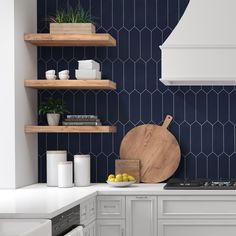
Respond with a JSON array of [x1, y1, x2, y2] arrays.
[[164, 179, 236, 190]]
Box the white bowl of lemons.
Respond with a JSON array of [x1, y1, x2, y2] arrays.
[[107, 173, 136, 187]]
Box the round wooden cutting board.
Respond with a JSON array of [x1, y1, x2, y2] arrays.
[[120, 115, 181, 183]]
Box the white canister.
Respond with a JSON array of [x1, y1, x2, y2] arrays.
[[74, 155, 91, 187], [58, 162, 73, 188], [47, 151, 67, 187]]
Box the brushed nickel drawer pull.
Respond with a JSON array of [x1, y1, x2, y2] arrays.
[[136, 196, 148, 199]]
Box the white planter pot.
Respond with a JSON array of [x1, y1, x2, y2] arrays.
[[47, 113, 60, 126]]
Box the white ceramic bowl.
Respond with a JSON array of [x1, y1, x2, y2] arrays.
[[106, 180, 136, 187], [59, 70, 69, 75], [46, 75, 57, 80], [45, 70, 55, 75], [59, 75, 70, 80]]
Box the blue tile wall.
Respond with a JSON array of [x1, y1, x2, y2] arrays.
[[38, 0, 236, 183]]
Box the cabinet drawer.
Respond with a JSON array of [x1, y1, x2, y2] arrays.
[[158, 196, 236, 219], [97, 196, 125, 219], [158, 219, 236, 236]]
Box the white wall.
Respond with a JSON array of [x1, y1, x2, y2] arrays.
[[0, 0, 37, 188], [0, 0, 15, 188], [14, 0, 37, 188]]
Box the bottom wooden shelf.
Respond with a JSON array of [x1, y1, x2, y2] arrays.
[[25, 125, 117, 133]]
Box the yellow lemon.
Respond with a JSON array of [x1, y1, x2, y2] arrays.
[[115, 178, 121, 182], [108, 178, 115, 182], [116, 174, 122, 179], [128, 175, 135, 181], [108, 174, 115, 179], [122, 173, 128, 177], [115, 174, 123, 181], [123, 176, 129, 182]]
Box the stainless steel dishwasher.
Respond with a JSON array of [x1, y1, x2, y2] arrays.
[[51, 204, 83, 236]]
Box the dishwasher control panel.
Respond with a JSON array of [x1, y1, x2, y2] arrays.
[[51, 205, 80, 236]]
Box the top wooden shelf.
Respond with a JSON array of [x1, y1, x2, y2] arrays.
[[24, 33, 116, 47], [24, 80, 116, 90]]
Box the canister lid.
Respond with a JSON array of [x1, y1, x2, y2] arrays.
[[47, 150, 67, 154], [74, 154, 90, 159]]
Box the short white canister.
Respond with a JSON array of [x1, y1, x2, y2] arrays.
[[58, 161, 73, 188], [74, 155, 91, 187], [47, 151, 67, 186]]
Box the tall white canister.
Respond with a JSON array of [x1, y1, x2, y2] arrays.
[[47, 151, 67, 186], [74, 155, 91, 186]]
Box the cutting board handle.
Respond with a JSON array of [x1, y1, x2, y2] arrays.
[[162, 115, 173, 129]]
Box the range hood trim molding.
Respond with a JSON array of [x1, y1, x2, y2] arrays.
[[160, 78, 236, 86], [160, 45, 236, 49]]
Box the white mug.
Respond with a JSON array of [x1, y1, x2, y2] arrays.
[[59, 70, 69, 75], [45, 70, 55, 75], [46, 74, 57, 80], [59, 74, 70, 80]]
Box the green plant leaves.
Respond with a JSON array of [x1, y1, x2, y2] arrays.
[[39, 97, 69, 115], [49, 7, 94, 24]]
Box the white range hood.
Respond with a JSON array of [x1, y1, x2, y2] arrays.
[[160, 0, 236, 86]]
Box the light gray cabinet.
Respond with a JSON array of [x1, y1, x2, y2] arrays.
[[158, 195, 236, 236], [96, 219, 125, 236], [126, 196, 157, 236], [158, 219, 236, 236]]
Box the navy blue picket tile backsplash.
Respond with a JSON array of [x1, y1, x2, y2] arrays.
[[38, 0, 236, 183]]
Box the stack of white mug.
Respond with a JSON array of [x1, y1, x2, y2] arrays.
[[45, 70, 70, 80], [75, 60, 101, 80]]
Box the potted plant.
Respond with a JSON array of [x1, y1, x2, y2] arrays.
[[49, 7, 95, 34], [39, 97, 69, 126]]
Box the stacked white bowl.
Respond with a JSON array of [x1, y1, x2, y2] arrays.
[[75, 60, 101, 80]]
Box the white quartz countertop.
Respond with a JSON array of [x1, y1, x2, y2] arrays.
[[1, 183, 236, 219]]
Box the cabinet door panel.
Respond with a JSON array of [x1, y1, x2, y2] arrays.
[[97, 220, 125, 236], [159, 220, 236, 236], [88, 197, 96, 222], [80, 201, 89, 224], [126, 196, 157, 236]]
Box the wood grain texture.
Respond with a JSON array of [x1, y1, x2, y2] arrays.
[[24, 33, 116, 47], [120, 115, 181, 183], [115, 160, 140, 183], [24, 80, 117, 90], [50, 23, 95, 34], [25, 125, 117, 133]]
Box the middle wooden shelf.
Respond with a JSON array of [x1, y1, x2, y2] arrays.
[[24, 80, 116, 90]]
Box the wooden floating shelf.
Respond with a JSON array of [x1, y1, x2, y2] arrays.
[[25, 125, 117, 134], [24, 33, 116, 47], [24, 80, 116, 90]]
